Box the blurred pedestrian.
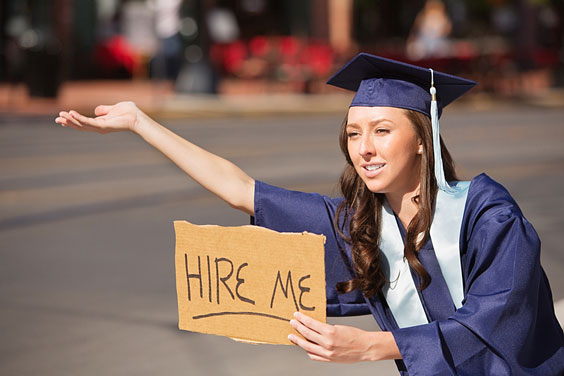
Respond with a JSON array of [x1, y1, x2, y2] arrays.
[[55, 53, 564, 375], [407, 0, 452, 60], [147, 0, 183, 81]]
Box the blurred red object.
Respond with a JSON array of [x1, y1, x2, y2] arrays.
[[210, 35, 335, 82], [94, 35, 140, 77], [279, 36, 301, 63], [302, 42, 333, 77], [211, 41, 247, 74], [249, 36, 270, 57]]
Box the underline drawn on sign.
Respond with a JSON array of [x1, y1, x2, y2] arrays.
[[192, 311, 290, 322]]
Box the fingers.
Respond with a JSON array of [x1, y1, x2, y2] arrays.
[[55, 114, 66, 125], [293, 311, 332, 336], [69, 110, 101, 127], [60, 111, 82, 126], [55, 111, 100, 132], [290, 316, 325, 346], [94, 104, 112, 116], [288, 332, 327, 358], [289, 312, 340, 360], [306, 353, 331, 362]]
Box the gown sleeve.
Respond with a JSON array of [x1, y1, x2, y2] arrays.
[[391, 204, 564, 375], [252, 180, 369, 316]]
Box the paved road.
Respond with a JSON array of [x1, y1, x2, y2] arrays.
[[1, 106, 563, 375]]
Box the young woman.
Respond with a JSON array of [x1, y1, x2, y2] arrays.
[[55, 53, 564, 375]]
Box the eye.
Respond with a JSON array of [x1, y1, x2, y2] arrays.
[[346, 130, 360, 138], [376, 128, 390, 134]]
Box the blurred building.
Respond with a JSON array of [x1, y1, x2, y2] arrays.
[[1, 0, 562, 96]]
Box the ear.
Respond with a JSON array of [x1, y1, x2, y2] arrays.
[[417, 139, 423, 155]]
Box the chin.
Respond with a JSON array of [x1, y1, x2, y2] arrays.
[[354, 171, 386, 193], [361, 180, 389, 194], [366, 186, 388, 194]]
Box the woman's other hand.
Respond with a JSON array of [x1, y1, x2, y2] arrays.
[[288, 311, 401, 363], [55, 101, 141, 134]]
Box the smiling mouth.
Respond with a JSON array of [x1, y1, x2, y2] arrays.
[[364, 164, 385, 171]]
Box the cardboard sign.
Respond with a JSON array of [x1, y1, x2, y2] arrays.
[[174, 221, 326, 345]]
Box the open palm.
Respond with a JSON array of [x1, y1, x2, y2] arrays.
[[56, 101, 140, 134]]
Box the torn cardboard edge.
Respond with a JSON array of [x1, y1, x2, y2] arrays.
[[174, 221, 327, 345]]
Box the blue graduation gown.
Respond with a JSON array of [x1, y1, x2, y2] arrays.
[[251, 173, 564, 375]]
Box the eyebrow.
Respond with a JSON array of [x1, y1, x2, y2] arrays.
[[346, 119, 393, 128]]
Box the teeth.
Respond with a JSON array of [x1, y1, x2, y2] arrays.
[[365, 164, 383, 171]]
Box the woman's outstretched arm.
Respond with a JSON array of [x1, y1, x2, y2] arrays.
[[56, 102, 255, 215]]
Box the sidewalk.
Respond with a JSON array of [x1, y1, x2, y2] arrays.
[[1, 80, 563, 119]]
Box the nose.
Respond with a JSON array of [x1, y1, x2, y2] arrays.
[[358, 134, 376, 159]]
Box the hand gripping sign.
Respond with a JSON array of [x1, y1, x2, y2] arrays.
[[174, 221, 326, 345]]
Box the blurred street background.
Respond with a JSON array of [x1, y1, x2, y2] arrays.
[[1, 1, 564, 375], [1, 0, 564, 110]]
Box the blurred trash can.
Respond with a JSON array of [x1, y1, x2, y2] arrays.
[[23, 31, 63, 98]]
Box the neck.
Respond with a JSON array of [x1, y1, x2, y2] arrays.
[[385, 185, 420, 229]]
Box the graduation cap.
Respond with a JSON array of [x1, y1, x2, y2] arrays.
[[326, 53, 477, 194]]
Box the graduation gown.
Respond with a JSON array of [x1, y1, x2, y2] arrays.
[[251, 173, 564, 375]]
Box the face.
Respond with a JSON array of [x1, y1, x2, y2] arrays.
[[346, 106, 422, 195]]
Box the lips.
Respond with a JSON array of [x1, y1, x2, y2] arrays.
[[364, 164, 385, 171], [361, 163, 386, 177]]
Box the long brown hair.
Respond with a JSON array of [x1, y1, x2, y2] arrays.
[[335, 109, 457, 298]]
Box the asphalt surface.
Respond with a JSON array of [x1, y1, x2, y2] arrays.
[[1, 106, 563, 375]]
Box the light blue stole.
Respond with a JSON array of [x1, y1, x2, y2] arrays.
[[379, 181, 470, 328]]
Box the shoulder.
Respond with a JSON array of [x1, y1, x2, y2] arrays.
[[461, 173, 536, 241], [254, 180, 345, 228], [465, 173, 523, 220], [460, 175, 542, 276], [255, 180, 344, 207], [460, 175, 541, 266]]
